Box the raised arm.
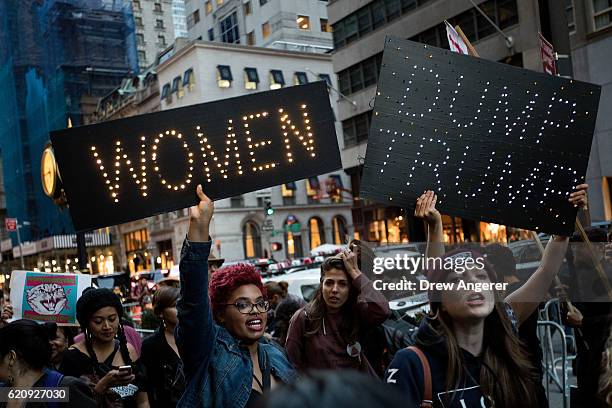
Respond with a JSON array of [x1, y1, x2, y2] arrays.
[[340, 248, 390, 325], [415, 190, 444, 259], [176, 184, 216, 380], [506, 184, 588, 324]]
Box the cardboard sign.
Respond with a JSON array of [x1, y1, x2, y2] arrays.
[[9, 271, 92, 325], [361, 37, 601, 235], [51, 82, 340, 231]]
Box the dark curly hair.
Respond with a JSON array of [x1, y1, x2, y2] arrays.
[[209, 263, 265, 320]]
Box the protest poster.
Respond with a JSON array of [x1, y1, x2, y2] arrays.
[[9, 270, 92, 325], [360, 36, 601, 235], [51, 81, 340, 232]]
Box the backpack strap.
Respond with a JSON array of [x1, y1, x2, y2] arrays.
[[407, 346, 432, 408], [42, 368, 64, 387]]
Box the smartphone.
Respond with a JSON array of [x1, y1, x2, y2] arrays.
[[118, 365, 132, 375]]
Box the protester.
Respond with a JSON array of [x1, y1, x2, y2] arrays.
[[264, 281, 305, 335], [176, 185, 297, 407], [140, 286, 185, 408], [599, 325, 612, 407], [285, 245, 391, 375], [271, 295, 305, 348], [131, 276, 151, 306], [0, 319, 96, 407], [73, 319, 143, 357], [385, 186, 588, 408], [483, 243, 548, 407], [59, 288, 149, 407], [0, 303, 12, 329], [49, 325, 78, 371], [208, 253, 225, 276], [263, 370, 406, 408], [566, 226, 612, 408]]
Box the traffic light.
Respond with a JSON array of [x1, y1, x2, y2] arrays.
[[271, 242, 283, 251], [265, 201, 274, 216]]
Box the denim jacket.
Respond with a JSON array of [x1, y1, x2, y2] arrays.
[[176, 239, 297, 408]]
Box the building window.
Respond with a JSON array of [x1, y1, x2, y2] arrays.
[[220, 12, 240, 43], [260, 0, 268, 5], [282, 182, 296, 206], [244, 0, 252, 15], [205, 0, 212, 15], [318, 73, 332, 86], [262, 21, 270, 38], [133, 0, 141, 11], [154, 2, 162, 12], [217, 65, 233, 88], [156, 19, 165, 29], [332, 216, 348, 245], [297, 15, 310, 30], [566, 0, 576, 33], [244, 67, 259, 90], [136, 33, 144, 46], [309, 217, 325, 249], [593, 0, 612, 30], [247, 30, 255, 45], [182, 68, 195, 90], [306, 177, 320, 203], [161, 83, 171, 100], [135, 16, 143, 27], [230, 195, 244, 208], [320, 18, 331, 32], [158, 35, 166, 46], [138, 50, 146, 65], [284, 216, 303, 258], [216, 0, 224, 5], [342, 111, 372, 147], [338, 53, 383, 96], [172, 76, 184, 97], [270, 70, 285, 89], [294, 71, 308, 85], [243, 221, 262, 258], [208, 28, 214, 41]]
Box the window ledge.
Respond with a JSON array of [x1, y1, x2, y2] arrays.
[[586, 25, 612, 41]]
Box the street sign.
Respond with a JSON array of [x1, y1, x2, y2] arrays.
[[539, 33, 557, 76], [262, 219, 274, 231], [5, 218, 17, 232]]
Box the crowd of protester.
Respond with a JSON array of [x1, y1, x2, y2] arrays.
[[0, 183, 611, 408]]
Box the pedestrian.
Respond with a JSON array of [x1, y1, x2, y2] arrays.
[[140, 286, 185, 408], [285, 245, 391, 375], [385, 186, 588, 408], [264, 281, 305, 335], [59, 288, 149, 407], [0, 319, 96, 408], [566, 226, 612, 408], [176, 185, 297, 407]]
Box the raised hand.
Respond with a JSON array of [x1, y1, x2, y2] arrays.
[[414, 190, 441, 226], [569, 184, 588, 209], [187, 184, 214, 242], [340, 248, 361, 280]]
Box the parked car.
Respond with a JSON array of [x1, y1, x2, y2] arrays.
[[264, 268, 321, 302]]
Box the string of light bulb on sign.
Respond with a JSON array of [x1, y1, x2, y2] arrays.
[[374, 43, 586, 226], [90, 104, 316, 203]]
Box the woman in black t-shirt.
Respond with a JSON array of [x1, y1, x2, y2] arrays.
[[59, 288, 149, 408], [140, 286, 185, 407]]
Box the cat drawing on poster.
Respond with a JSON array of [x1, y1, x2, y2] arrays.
[[22, 273, 77, 323]]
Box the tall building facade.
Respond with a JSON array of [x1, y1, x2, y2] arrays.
[[327, 0, 612, 243], [569, 1, 612, 222], [186, 0, 333, 52], [0, 0, 137, 272], [156, 40, 352, 262], [172, 0, 188, 38], [131, 0, 176, 68]]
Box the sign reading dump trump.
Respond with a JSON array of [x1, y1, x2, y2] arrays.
[[361, 37, 601, 235], [51, 82, 340, 232]]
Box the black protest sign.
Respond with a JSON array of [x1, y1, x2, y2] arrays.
[[361, 37, 600, 235], [51, 82, 340, 232]]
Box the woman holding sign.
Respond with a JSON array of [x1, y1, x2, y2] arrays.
[[176, 185, 297, 407], [385, 186, 588, 408]]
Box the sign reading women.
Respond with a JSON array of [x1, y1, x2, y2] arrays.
[[361, 37, 601, 235], [51, 82, 340, 231]]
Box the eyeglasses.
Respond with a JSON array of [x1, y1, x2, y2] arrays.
[[222, 300, 270, 315]]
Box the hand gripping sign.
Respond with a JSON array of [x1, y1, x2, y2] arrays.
[[51, 82, 340, 232], [361, 37, 601, 236]]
